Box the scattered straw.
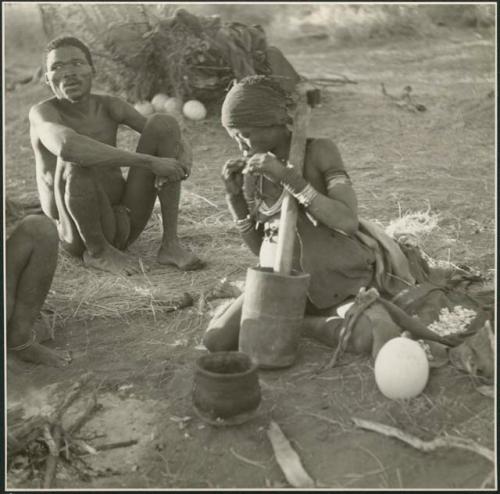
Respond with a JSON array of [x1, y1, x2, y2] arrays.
[[229, 448, 267, 469], [45, 202, 252, 327], [384, 208, 440, 244]]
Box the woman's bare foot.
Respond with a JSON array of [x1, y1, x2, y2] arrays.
[[157, 241, 204, 271], [83, 244, 141, 276], [11, 343, 72, 368]]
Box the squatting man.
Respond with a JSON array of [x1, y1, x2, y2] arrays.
[[29, 36, 204, 275]]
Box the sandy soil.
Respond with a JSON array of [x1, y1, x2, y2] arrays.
[[5, 27, 496, 490]]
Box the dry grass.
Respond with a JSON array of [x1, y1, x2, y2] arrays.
[[23, 121, 250, 327], [44, 207, 250, 326], [384, 207, 440, 244]]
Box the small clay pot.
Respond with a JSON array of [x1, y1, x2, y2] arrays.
[[192, 351, 261, 426]]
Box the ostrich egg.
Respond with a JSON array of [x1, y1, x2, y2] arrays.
[[374, 337, 429, 400], [134, 101, 155, 117], [151, 93, 169, 112], [164, 97, 184, 114], [183, 100, 207, 120]]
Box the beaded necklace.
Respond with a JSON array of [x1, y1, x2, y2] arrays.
[[243, 156, 288, 220]]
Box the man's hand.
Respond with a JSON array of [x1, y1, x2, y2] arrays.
[[152, 157, 186, 181], [245, 152, 286, 184], [222, 158, 246, 195], [177, 137, 193, 177]]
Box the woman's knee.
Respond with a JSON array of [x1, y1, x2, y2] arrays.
[[7, 215, 60, 266], [16, 215, 58, 246], [202, 303, 242, 352], [202, 329, 221, 352], [202, 325, 237, 353]]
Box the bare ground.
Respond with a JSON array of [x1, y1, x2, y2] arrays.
[[5, 27, 496, 489]]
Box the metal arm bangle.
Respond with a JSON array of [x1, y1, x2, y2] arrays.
[[294, 183, 319, 208]]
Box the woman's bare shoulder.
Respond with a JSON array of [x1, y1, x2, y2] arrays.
[[307, 137, 345, 172]]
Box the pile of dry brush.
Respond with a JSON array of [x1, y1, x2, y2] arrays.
[[38, 4, 268, 103], [7, 375, 107, 488]]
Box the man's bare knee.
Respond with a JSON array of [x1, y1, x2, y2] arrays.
[[145, 113, 181, 141]]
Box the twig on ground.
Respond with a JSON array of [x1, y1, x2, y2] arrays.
[[52, 374, 92, 423], [67, 392, 99, 435], [95, 439, 139, 451], [267, 421, 315, 488], [72, 439, 98, 456], [43, 424, 63, 488], [74, 439, 139, 456], [63, 436, 70, 461], [229, 447, 266, 469], [352, 417, 494, 463], [299, 412, 346, 429]]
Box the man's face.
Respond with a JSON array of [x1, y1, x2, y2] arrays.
[[226, 126, 281, 156], [45, 46, 94, 102]]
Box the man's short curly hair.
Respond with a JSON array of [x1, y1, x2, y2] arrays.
[[44, 36, 94, 70]]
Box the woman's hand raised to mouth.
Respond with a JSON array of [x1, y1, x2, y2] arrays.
[[244, 152, 287, 184]]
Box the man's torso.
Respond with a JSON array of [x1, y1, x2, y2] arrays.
[[33, 94, 126, 205]]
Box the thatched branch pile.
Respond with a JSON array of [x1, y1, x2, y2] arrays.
[[38, 4, 272, 103]]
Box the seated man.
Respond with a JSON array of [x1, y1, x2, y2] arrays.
[[29, 36, 203, 275], [6, 212, 71, 367], [203, 75, 389, 353]]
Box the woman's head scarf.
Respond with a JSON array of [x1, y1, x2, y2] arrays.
[[221, 75, 290, 128]]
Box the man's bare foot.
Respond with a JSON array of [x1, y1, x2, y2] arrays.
[[157, 241, 204, 271], [83, 244, 141, 276], [11, 343, 72, 368]]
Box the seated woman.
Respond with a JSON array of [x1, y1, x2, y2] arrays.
[[203, 75, 418, 354], [6, 209, 72, 368]]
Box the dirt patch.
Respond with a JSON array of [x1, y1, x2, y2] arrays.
[[5, 28, 496, 490], [7, 315, 495, 489]]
